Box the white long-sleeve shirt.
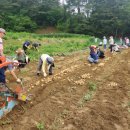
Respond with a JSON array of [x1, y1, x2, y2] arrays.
[[103, 38, 107, 45], [40, 54, 50, 75], [109, 38, 114, 45]]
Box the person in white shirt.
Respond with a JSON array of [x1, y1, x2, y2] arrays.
[[103, 36, 107, 51], [0, 28, 6, 56], [125, 37, 130, 46], [112, 43, 121, 52], [109, 36, 114, 53], [37, 54, 55, 77]]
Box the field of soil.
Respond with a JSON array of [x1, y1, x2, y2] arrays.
[[0, 48, 130, 130]]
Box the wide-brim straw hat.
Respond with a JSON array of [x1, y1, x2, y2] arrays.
[[16, 48, 24, 53]]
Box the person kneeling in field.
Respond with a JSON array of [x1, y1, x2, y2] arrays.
[[88, 45, 99, 63], [112, 43, 121, 52], [37, 54, 55, 77], [15, 48, 30, 68], [97, 47, 105, 58]]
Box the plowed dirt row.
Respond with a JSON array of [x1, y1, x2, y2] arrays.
[[0, 49, 130, 130]]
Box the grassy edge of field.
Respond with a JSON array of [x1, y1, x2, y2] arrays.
[[4, 32, 100, 60]]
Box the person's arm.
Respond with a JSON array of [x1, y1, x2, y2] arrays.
[[0, 42, 4, 56], [42, 59, 47, 77], [0, 49, 3, 56], [10, 69, 18, 80], [13, 55, 17, 60], [24, 43, 28, 48], [8, 64, 21, 82]]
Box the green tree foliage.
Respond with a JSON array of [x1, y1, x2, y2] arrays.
[[0, 0, 130, 37], [88, 0, 130, 37], [0, 0, 62, 31]]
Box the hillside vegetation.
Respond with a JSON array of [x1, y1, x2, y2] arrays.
[[4, 32, 98, 60], [1, 0, 130, 37]]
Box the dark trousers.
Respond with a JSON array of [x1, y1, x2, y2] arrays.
[[0, 68, 6, 83], [110, 45, 114, 52], [23, 46, 28, 54]]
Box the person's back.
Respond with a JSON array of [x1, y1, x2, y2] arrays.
[[37, 54, 54, 77], [40, 54, 49, 61], [23, 41, 31, 53], [23, 41, 30, 47], [113, 44, 120, 52], [97, 49, 105, 58]]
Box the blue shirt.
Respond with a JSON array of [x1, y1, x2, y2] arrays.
[[90, 52, 98, 60], [23, 41, 31, 47]]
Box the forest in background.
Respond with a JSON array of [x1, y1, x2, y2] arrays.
[[1, 0, 130, 37]]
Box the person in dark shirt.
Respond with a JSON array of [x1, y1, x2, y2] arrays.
[[97, 47, 105, 58], [22, 41, 32, 54]]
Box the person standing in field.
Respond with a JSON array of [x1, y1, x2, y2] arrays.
[[125, 37, 130, 47], [120, 37, 123, 45], [103, 36, 107, 51], [109, 36, 114, 53], [0, 28, 6, 56]]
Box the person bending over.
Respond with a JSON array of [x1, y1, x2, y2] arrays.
[[37, 54, 55, 77]]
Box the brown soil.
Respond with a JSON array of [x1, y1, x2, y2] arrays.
[[0, 49, 130, 130]]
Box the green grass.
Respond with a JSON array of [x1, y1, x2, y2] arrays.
[[4, 32, 97, 61]]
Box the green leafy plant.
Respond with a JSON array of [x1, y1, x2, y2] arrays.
[[83, 92, 92, 101], [128, 108, 130, 113], [88, 82, 97, 91], [128, 102, 130, 107], [36, 122, 45, 130]]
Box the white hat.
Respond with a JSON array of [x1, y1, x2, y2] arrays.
[[0, 28, 6, 34]]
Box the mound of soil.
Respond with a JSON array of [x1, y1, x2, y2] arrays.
[[0, 49, 130, 130]]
